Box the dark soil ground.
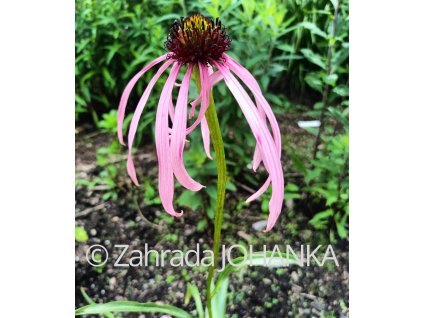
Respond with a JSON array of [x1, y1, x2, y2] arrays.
[[75, 116, 349, 318]]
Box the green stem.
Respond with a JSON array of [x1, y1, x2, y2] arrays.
[[193, 66, 227, 318], [312, 0, 342, 159], [179, 0, 187, 17]]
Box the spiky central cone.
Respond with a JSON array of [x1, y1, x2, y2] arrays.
[[165, 14, 231, 65]]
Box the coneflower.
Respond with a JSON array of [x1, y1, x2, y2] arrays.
[[117, 14, 284, 232]]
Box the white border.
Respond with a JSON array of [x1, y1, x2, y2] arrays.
[[1, 0, 423, 316], [350, 0, 423, 316], [1, 1, 74, 317]]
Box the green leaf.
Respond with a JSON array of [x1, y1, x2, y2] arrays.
[[186, 284, 204, 318], [261, 197, 269, 213], [196, 219, 208, 232], [333, 84, 349, 97], [211, 277, 228, 318], [328, 107, 349, 131], [75, 94, 87, 107], [330, 0, 339, 10], [276, 43, 295, 53], [324, 73, 338, 85], [177, 190, 202, 211], [335, 212, 348, 238], [80, 288, 114, 318], [284, 193, 301, 200], [289, 152, 307, 174], [305, 72, 323, 93], [301, 49, 326, 69], [285, 183, 299, 192], [211, 252, 298, 298], [80, 288, 95, 305], [297, 21, 328, 39], [75, 301, 192, 318], [226, 180, 237, 191], [75, 226, 88, 243], [105, 44, 122, 65], [309, 209, 334, 228], [155, 14, 180, 24]]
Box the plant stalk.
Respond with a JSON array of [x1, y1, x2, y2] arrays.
[[193, 66, 227, 318], [313, 0, 342, 159]]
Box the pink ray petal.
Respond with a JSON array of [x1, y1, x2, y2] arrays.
[[170, 64, 204, 191], [252, 145, 262, 172], [189, 70, 223, 118], [169, 99, 175, 123], [190, 65, 213, 159], [186, 63, 210, 134], [117, 54, 168, 145], [213, 61, 284, 232], [210, 70, 223, 85], [126, 59, 174, 185], [225, 53, 281, 156], [155, 62, 183, 217], [188, 98, 198, 119], [252, 105, 266, 171], [224, 53, 283, 205], [201, 117, 213, 159], [246, 176, 271, 203]]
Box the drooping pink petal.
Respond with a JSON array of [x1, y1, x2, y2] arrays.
[[126, 59, 174, 185], [170, 64, 204, 191], [210, 70, 223, 85], [223, 53, 282, 154], [252, 105, 266, 171], [246, 176, 271, 203], [188, 98, 197, 119], [225, 53, 281, 156], [155, 62, 183, 217], [252, 145, 262, 172], [189, 70, 223, 117], [169, 99, 175, 123], [213, 61, 284, 232], [186, 63, 210, 134], [224, 53, 283, 205], [117, 54, 168, 145], [201, 117, 212, 159]]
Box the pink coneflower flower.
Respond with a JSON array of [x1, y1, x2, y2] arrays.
[[117, 14, 284, 231]]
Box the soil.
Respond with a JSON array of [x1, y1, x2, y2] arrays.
[[75, 116, 349, 318]]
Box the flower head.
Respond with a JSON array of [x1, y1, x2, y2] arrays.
[[165, 14, 231, 65], [117, 14, 284, 231]]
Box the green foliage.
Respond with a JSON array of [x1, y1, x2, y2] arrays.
[[142, 178, 162, 205], [76, 250, 297, 317], [75, 301, 193, 318], [185, 283, 205, 318], [75, 0, 348, 120], [80, 288, 115, 318], [307, 134, 349, 240], [75, 0, 178, 123], [211, 251, 298, 298], [75, 226, 89, 242]]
